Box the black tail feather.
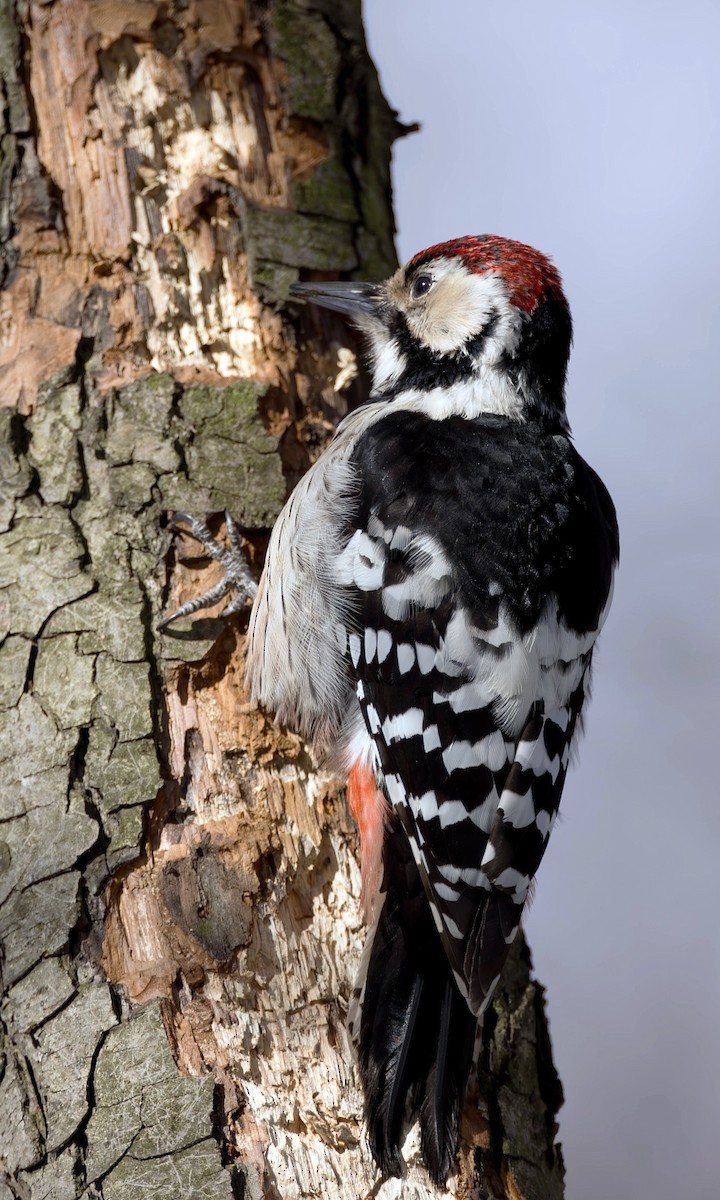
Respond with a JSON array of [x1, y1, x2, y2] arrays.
[[382, 972, 425, 1161], [356, 818, 477, 1184], [417, 976, 476, 1185]]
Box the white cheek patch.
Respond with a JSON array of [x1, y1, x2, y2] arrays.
[[404, 261, 522, 360], [382, 258, 529, 419]]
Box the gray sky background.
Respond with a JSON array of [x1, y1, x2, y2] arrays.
[[363, 3, 720, 1197]]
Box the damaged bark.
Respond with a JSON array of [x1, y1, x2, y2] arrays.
[[0, 2, 565, 1197]]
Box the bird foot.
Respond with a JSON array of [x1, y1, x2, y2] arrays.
[[158, 511, 258, 630]]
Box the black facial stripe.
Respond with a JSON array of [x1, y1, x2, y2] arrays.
[[379, 308, 501, 397]]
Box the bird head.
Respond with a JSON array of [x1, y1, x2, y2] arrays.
[[290, 235, 573, 428]]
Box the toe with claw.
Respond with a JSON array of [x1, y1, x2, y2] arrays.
[[158, 511, 258, 630]]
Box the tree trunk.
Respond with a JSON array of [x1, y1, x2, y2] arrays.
[[0, 2, 565, 1198]]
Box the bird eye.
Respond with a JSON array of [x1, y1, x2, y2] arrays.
[[410, 273, 433, 301]]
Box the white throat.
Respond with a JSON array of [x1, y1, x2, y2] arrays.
[[387, 370, 525, 422]]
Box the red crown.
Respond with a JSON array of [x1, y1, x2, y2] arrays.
[[408, 234, 566, 314]]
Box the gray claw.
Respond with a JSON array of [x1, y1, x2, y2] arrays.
[[159, 511, 258, 630]]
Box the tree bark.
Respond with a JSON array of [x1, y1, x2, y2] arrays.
[[0, 2, 565, 1198]]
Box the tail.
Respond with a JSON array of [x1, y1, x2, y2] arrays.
[[352, 817, 477, 1185]]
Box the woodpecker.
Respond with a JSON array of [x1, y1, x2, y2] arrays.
[[161, 235, 619, 1185]]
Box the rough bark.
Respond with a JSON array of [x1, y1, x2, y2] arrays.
[[0, 2, 565, 1198]]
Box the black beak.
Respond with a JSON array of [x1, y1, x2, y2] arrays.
[[288, 279, 381, 319]]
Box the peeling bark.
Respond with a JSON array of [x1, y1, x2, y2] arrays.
[[0, 3, 565, 1198]]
